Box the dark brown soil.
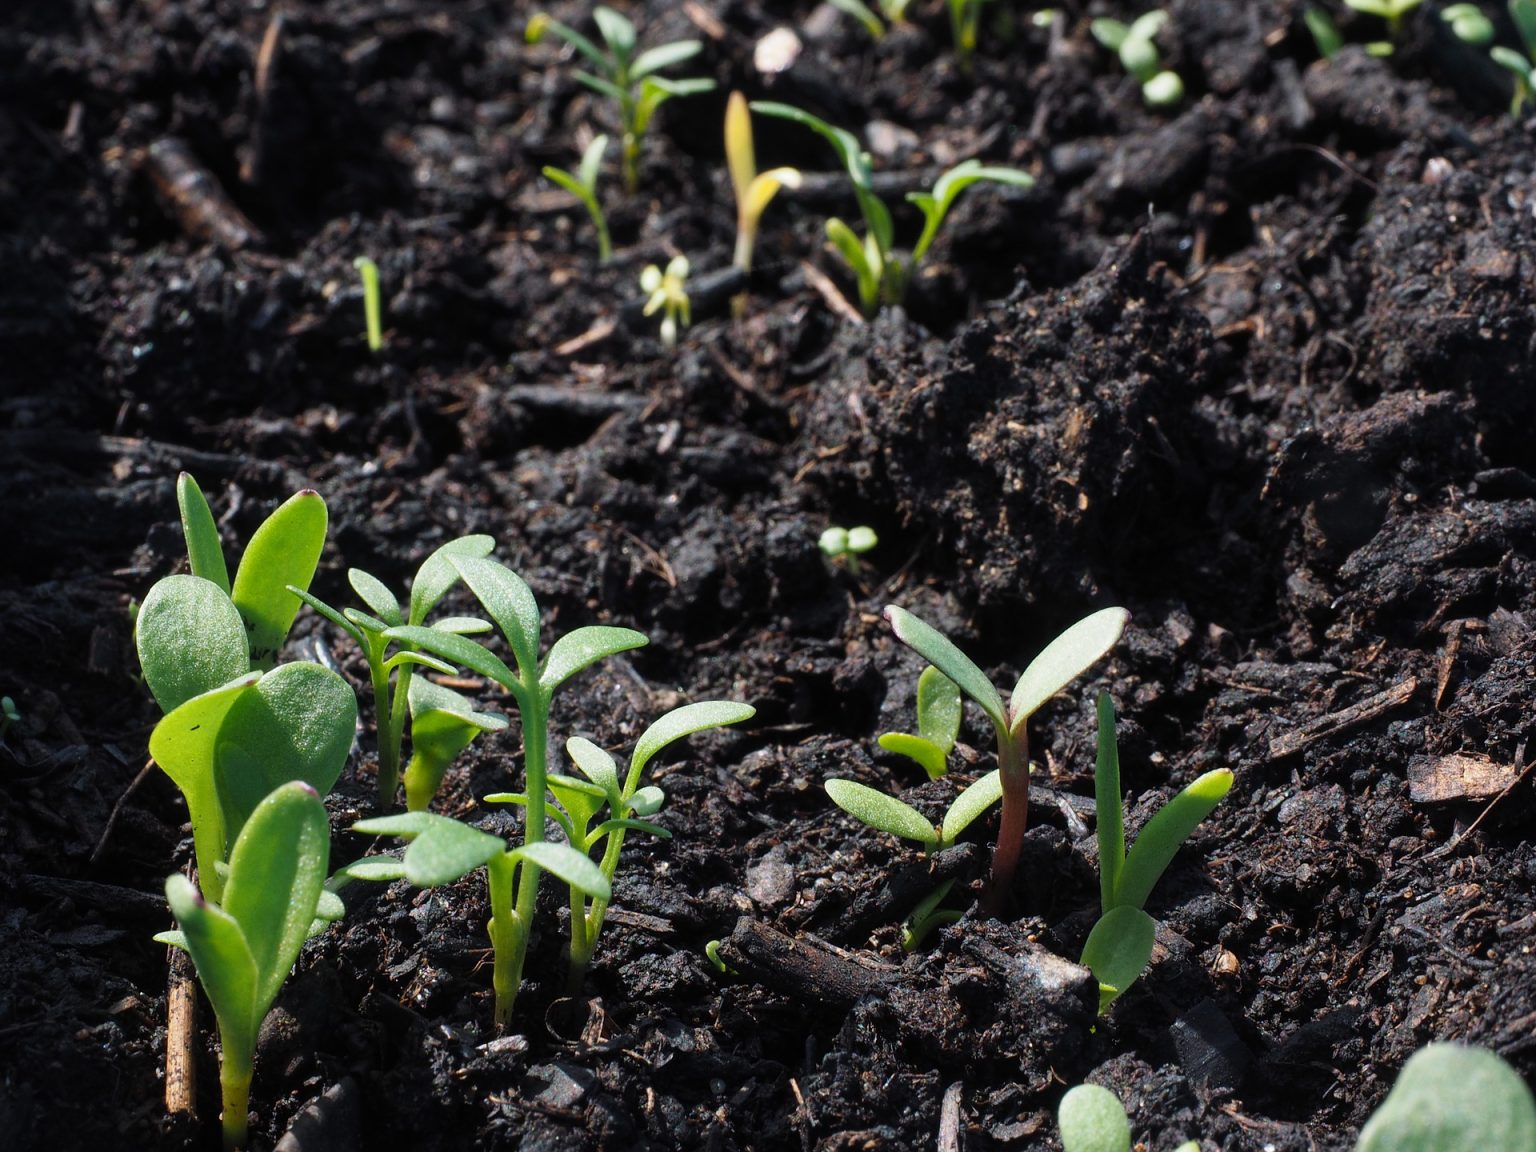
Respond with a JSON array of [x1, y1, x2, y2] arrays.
[[5, 0, 1536, 1149]]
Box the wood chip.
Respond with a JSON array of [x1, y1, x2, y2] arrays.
[[1267, 676, 1418, 760], [1407, 752, 1521, 804]]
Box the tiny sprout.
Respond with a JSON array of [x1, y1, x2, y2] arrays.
[[704, 939, 731, 974], [878, 666, 961, 780], [641, 255, 691, 347], [1492, 0, 1536, 114], [1441, 3, 1495, 43], [1080, 694, 1231, 1010], [1057, 1083, 1199, 1152], [725, 92, 801, 275], [948, 0, 992, 70], [818, 524, 877, 574], [543, 135, 613, 262], [1355, 1043, 1536, 1152], [1306, 5, 1345, 58], [1091, 11, 1184, 107], [0, 695, 17, 742], [354, 256, 383, 353], [526, 6, 715, 193]]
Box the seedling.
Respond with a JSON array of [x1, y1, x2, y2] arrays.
[[1306, 5, 1345, 57], [138, 475, 356, 900], [641, 255, 691, 347], [526, 6, 715, 192], [542, 135, 613, 262], [486, 700, 754, 989], [1491, 0, 1536, 113], [1080, 694, 1231, 1010], [1441, 3, 1495, 43], [725, 92, 801, 275], [824, 770, 1003, 946], [349, 554, 648, 1027], [157, 782, 333, 1151], [1057, 1083, 1198, 1152], [402, 677, 508, 812], [878, 666, 961, 780], [749, 102, 1033, 315], [818, 524, 878, 575], [883, 604, 1127, 908], [354, 256, 383, 352], [1091, 12, 1185, 107], [0, 695, 17, 743], [1355, 1043, 1536, 1152], [948, 0, 994, 70], [1344, 0, 1426, 44], [288, 534, 498, 809]]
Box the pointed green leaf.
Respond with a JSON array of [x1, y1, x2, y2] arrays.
[[382, 626, 519, 695], [939, 769, 1003, 848], [908, 161, 1034, 264], [153, 929, 188, 949], [549, 773, 607, 834], [177, 473, 230, 594], [566, 737, 621, 800], [526, 12, 609, 72], [827, 0, 887, 39], [1058, 1083, 1132, 1152], [825, 779, 937, 846], [1094, 694, 1125, 917], [214, 662, 357, 842], [288, 587, 365, 646], [231, 490, 327, 669], [631, 39, 703, 80], [221, 782, 330, 1012], [328, 856, 408, 885], [1513, 0, 1536, 60], [1114, 769, 1233, 911], [540, 626, 649, 693], [885, 606, 1006, 733], [629, 701, 755, 793], [344, 607, 391, 635], [577, 134, 608, 191], [827, 216, 874, 282], [592, 5, 635, 58], [448, 556, 541, 678], [136, 575, 251, 713], [878, 732, 951, 780], [408, 535, 496, 626], [348, 569, 402, 626], [512, 840, 611, 900], [403, 678, 508, 811], [314, 889, 345, 921], [431, 616, 493, 635], [1008, 607, 1129, 734], [592, 816, 670, 840], [1081, 905, 1156, 1012], [403, 816, 505, 886], [575, 71, 631, 104], [1356, 1043, 1536, 1152], [917, 666, 962, 751], [382, 650, 457, 676], [166, 873, 260, 1056]]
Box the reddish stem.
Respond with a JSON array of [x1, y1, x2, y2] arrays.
[[982, 726, 1029, 916]]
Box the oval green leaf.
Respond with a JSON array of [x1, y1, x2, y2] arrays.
[[825, 778, 937, 846], [513, 839, 611, 901], [1357, 1043, 1536, 1152], [408, 535, 496, 626], [939, 769, 1003, 849], [165, 873, 260, 1056], [348, 568, 402, 626], [540, 626, 649, 694], [1080, 905, 1156, 1013], [1058, 1082, 1132, 1152], [137, 575, 251, 713], [231, 490, 327, 669], [877, 732, 950, 780], [1008, 607, 1128, 734], [448, 556, 541, 678]]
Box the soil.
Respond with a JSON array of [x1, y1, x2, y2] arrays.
[[4, 0, 1536, 1148]]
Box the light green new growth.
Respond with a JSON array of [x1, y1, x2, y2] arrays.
[[749, 102, 1033, 315], [1441, 3, 1495, 43], [526, 6, 715, 193], [1091, 12, 1185, 107], [948, 0, 994, 70], [1057, 1082, 1198, 1152], [878, 665, 962, 780], [1344, 0, 1427, 42], [641, 255, 691, 347], [289, 534, 497, 808], [0, 695, 18, 742], [819, 525, 878, 575], [543, 135, 613, 262], [1492, 0, 1536, 113], [1355, 1043, 1536, 1152], [1307, 5, 1345, 57], [354, 256, 383, 352], [1080, 693, 1232, 1010], [158, 782, 332, 1152], [726, 92, 801, 275]]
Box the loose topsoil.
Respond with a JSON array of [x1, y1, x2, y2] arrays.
[[5, 0, 1536, 1148]]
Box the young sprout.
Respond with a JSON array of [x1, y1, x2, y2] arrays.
[[1091, 12, 1185, 107], [487, 700, 754, 989], [1355, 1043, 1536, 1152], [948, 0, 994, 71], [1080, 694, 1231, 1010], [402, 678, 508, 813], [1344, 0, 1426, 52], [1057, 1083, 1199, 1152], [824, 770, 1004, 947], [354, 256, 383, 353], [526, 6, 715, 193], [749, 102, 1033, 315], [725, 92, 801, 275], [883, 604, 1127, 909], [878, 666, 961, 780], [157, 782, 332, 1152], [1441, 3, 1495, 43], [0, 695, 17, 743], [288, 534, 497, 809], [1306, 5, 1346, 58], [641, 255, 691, 347], [828, 0, 890, 39], [1491, 0, 1536, 113], [818, 524, 878, 575], [542, 135, 613, 262], [348, 554, 649, 1028]]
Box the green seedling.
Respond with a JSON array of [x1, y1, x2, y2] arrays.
[[157, 781, 333, 1151], [138, 476, 355, 900], [641, 255, 691, 347], [0, 695, 17, 742], [542, 135, 613, 262], [1355, 1043, 1536, 1152], [1306, 5, 1345, 57], [1441, 3, 1495, 43], [1091, 12, 1185, 107], [725, 92, 801, 275], [878, 666, 961, 780], [1080, 694, 1232, 1010], [1491, 0, 1536, 113], [749, 102, 1033, 315], [526, 6, 715, 193], [1344, 0, 1426, 52], [403, 678, 508, 812], [948, 0, 994, 70], [350, 554, 648, 1027], [825, 770, 1003, 946], [487, 700, 754, 989], [884, 604, 1127, 909], [351, 810, 610, 1031], [818, 525, 878, 575], [288, 534, 497, 809], [703, 938, 731, 974], [1057, 1082, 1198, 1152], [354, 256, 383, 352]]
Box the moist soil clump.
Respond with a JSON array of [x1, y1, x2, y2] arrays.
[[4, 0, 1536, 1149]]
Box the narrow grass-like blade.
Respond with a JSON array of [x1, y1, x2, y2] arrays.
[[177, 473, 230, 594], [1094, 693, 1124, 917], [825, 778, 937, 846], [885, 606, 1006, 733], [1114, 769, 1233, 911]]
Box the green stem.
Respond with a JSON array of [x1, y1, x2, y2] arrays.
[[495, 685, 549, 1030], [487, 852, 522, 1032], [983, 726, 1028, 915], [218, 1042, 253, 1151], [568, 828, 624, 990], [368, 649, 399, 808], [621, 133, 640, 193]]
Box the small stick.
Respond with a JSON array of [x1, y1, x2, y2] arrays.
[[241, 12, 287, 190], [166, 946, 198, 1120], [143, 137, 265, 251], [1267, 677, 1418, 760], [90, 760, 153, 867]]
